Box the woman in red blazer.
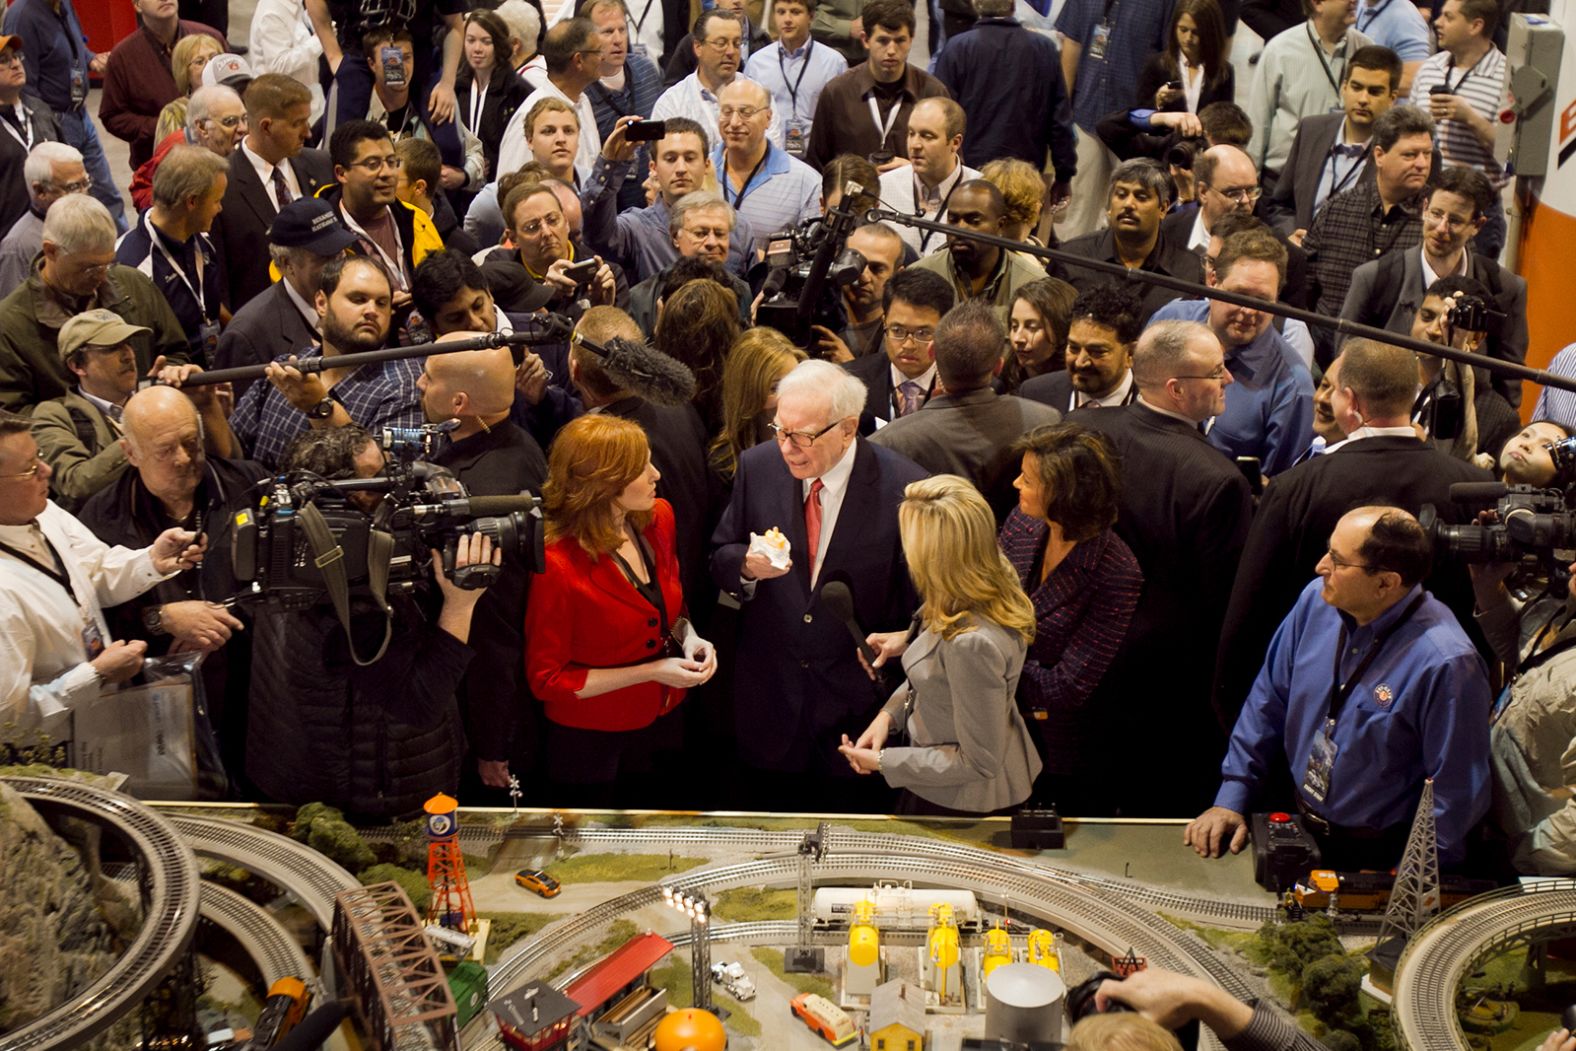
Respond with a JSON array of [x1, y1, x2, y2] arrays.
[[525, 415, 717, 801]]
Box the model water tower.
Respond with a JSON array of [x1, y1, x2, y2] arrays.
[[425, 792, 477, 933], [984, 962, 1066, 1045]]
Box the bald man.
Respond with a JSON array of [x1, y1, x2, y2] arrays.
[[712, 79, 821, 254], [418, 336, 548, 798], [78, 384, 272, 791]]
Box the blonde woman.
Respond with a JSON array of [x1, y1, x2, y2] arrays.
[[839, 475, 1043, 814], [707, 328, 806, 489], [155, 36, 224, 143]]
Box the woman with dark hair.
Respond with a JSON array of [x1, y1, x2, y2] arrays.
[[1137, 0, 1233, 115], [525, 414, 717, 803], [654, 278, 742, 433], [457, 9, 532, 183], [998, 423, 1143, 815], [1001, 278, 1077, 393]]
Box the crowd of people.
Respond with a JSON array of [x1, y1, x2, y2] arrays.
[[1, 0, 1575, 892]]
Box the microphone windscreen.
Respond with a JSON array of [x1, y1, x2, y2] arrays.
[[819, 579, 857, 623], [600, 337, 698, 406], [1448, 482, 1509, 503], [462, 494, 541, 516]]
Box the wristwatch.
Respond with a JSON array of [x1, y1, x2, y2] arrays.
[[142, 605, 167, 635], [307, 396, 336, 420]]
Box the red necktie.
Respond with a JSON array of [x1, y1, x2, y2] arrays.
[[804, 478, 824, 580]]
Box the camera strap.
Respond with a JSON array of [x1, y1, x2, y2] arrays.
[[297, 502, 395, 667]]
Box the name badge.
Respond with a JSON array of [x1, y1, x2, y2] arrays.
[[81, 612, 104, 661], [1301, 718, 1339, 805], [784, 119, 808, 157], [69, 69, 88, 107], [197, 319, 221, 363], [631, 43, 649, 57], [1087, 21, 1113, 62]]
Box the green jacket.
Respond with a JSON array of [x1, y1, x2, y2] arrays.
[[811, 0, 868, 65], [0, 263, 188, 414], [32, 389, 127, 512]]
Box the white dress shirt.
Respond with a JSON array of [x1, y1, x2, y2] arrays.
[[801, 435, 859, 590], [242, 139, 301, 211], [250, 0, 326, 124], [1074, 369, 1135, 409]]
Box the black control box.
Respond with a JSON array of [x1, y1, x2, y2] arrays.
[[1251, 811, 1321, 892]]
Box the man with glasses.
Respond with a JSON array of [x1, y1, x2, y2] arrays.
[[0, 141, 84, 299], [845, 267, 954, 430], [132, 85, 249, 214], [912, 180, 1049, 319], [663, 0, 771, 86], [1340, 165, 1527, 405], [1151, 226, 1314, 477], [98, 0, 224, 172], [1074, 320, 1253, 815], [501, 19, 607, 184], [1301, 105, 1434, 363], [651, 9, 771, 153], [1213, 337, 1489, 737], [0, 36, 60, 237], [711, 79, 819, 254], [710, 358, 927, 811], [1191, 504, 1490, 870], [0, 408, 206, 739], [0, 194, 187, 414]]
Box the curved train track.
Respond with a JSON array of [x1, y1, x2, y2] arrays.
[[170, 813, 360, 930], [199, 880, 316, 989], [0, 776, 202, 1051]]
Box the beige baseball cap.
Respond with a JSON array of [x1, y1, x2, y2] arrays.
[[58, 309, 150, 361]]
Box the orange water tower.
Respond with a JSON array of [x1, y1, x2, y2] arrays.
[[425, 792, 477, 933]]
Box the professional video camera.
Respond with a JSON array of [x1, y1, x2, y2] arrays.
[[1421, 481, 1576, 567], [755, 182, 869, 347], [230, 422, 545, 615]]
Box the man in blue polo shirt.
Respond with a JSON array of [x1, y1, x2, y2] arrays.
[[1187, 505, 1490, 869], [1149, 226, 1313, 477], [712, 79, 819, 254]]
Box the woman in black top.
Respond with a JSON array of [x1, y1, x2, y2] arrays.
[[1136, 0, 1234, 115], [456, 9, 532, 184]]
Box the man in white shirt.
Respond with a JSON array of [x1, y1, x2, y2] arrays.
[[651, 9, 776, 150], [498, 19, 605, 183], [0, 409, 204, 735], [744, 0, 845, 157], [547, 0, 667, 70], [877, 97, 978, 256], [1246, 0, 1371, 180]]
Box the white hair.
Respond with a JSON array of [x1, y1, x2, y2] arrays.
[[42, 193, 116, 255], [668, 190, 735, 238], [185, 84, 242, 136], [776, 359, 867, 422], [23, 142, 83, 200], [495, 0, 542, 60]]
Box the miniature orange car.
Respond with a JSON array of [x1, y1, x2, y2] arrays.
[[514, 869, 561, 898]]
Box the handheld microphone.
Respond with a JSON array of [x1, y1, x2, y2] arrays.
[[575, 335, 697, 406], [819, 577, 878, 663]]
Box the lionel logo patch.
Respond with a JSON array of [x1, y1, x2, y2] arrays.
[[1373, 684, 1394, 708]]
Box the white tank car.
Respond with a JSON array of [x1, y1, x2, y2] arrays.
[[812, 881, 982, 930]]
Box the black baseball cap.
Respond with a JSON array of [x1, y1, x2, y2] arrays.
[[268, 198, 359, 255]]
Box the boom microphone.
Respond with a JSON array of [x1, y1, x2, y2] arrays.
[[412, 493, 542, 517], [575, 335, 697, 407]]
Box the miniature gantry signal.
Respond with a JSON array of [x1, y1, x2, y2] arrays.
[[661, 885, 716, 1014], [1112, 948, 1147, 976], [425, 792, 477, 934]]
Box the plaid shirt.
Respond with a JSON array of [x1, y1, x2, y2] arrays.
[[1302, 181, 1425, 316], [229, 342, 425, 469]]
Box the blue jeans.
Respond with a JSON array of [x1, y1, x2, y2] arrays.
[[58, 108, 126, 232]]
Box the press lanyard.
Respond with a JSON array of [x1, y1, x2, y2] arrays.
[[726, 150, 769, 208], [1326, 591, 1426, 723], [914, 167, 962, 253], [146, 212, 213, 322], [866, 94, 902, 149], [0, 532, 81, 606], [634, 0, 655, 34], [339, 204, 410, 290], [1356, 0, 1391, 33], [1447, 50, 1488, 93], [468, 77, 487, 131], [1305, 24, 1346, 96], [778, 43, 812, 118], [0, 107, 33, 151], [1324, 141, 1370, 199]]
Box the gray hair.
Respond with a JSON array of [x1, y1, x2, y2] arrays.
[[42, 193, 117, 255], [1108, 158, 1170, 206], [1132, 319, 1216, 389], [185, 84, 242, 136], [24, 142, 83, 200], [777, 359, 867, 422], [151, 145, 229, 210], [668, 190, 735, 238], [496, 0, 542, 60], [1372, 104, 1435, 153]]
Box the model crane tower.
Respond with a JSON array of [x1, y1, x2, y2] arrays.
[[786, 821, 831, 972]]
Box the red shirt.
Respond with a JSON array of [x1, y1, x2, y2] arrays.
[[99, 21, 225, 169]]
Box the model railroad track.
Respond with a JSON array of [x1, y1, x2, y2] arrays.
[[199, 880, 316, 988], [0, 776, 202, 1051], [1393, 880, 1576, 1051], [170, 814, 359, 931]]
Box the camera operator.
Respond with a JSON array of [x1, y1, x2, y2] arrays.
[[244, 425, 501, 820], [1409, 276, 1522, 466], [1499, 421, 1576, 489], [1084, 967, 1332, 1051]]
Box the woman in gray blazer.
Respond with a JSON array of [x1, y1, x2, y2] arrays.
[[838, 475, 1042, 814]]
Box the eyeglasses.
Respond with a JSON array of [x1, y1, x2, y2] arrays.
[[703, 35, 743, 50], [54, 177, 93, 194], [0, 53, 24, 68], [1171, 365, 1229, 381], [0, 454, 44, 480], [885, 324, 935, 345], [718, 105, 765, 123], [1423, 207, 1473, 230], [515, 211, 565, 237], [769, 418, 847, 448], [1208, 184, 1262, 204], [205, 115, 245, 129], [1325, 545, 1375, 572], [348, 155, 402, 173]]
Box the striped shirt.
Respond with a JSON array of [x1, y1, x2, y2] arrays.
[[1408, 46, 1508, 188], [711, 141, 821, 253], [1532, 344, 1576, 429]]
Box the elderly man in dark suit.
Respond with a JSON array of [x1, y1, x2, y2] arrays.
[[1074, 319, 1254, 815], [871, 300, 1059, 521], [844, 267, 954, 432], [213, 198, 358, 401], [209, 75, 334, 312], [1212, 337, 1492, 730], [711, 358, 928, 811]]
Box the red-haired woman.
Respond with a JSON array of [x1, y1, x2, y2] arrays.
[[525, 414, 717, 803]]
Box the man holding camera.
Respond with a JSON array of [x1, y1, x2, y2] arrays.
[[1408, 276, 1521, 464], [1191, 504, 1491, 869]]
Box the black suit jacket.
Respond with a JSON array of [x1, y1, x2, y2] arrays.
[[1263, 114, 1442, 236], [212, 281, 318, 400], [1212, 435, 1492, 730], [0, 94, 59, 234], [212, 146, 334, 311], [1019, 370, 1139, 413], [843, 352, 936, 434], [1074, 402, 1254, 813], [1053, 228, 1204, 325], [1159, 206, 1310, 310], [709, 438, 927, 773]]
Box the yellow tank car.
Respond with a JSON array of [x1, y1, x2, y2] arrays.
[[982, 927, 1013, 979], [849, 898, 881, 968], [1027, 929, 1062, 972]]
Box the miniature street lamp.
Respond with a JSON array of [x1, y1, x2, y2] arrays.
[[661, 886, 719, 1015]]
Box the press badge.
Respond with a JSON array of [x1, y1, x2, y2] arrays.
[[69, 69, 88, 107], [197, 319, 221, 359], [81, 612, 105, 661], [632, 43, 649, 58], [784, 120, 807, 157], [1301, 719, 1338, 804], [1087, 22, 1112, 62]]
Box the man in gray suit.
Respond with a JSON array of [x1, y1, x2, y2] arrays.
[[870, 300, 1060, 521]]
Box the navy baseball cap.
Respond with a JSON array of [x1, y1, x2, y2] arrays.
[[269, 198, 359, 255]]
